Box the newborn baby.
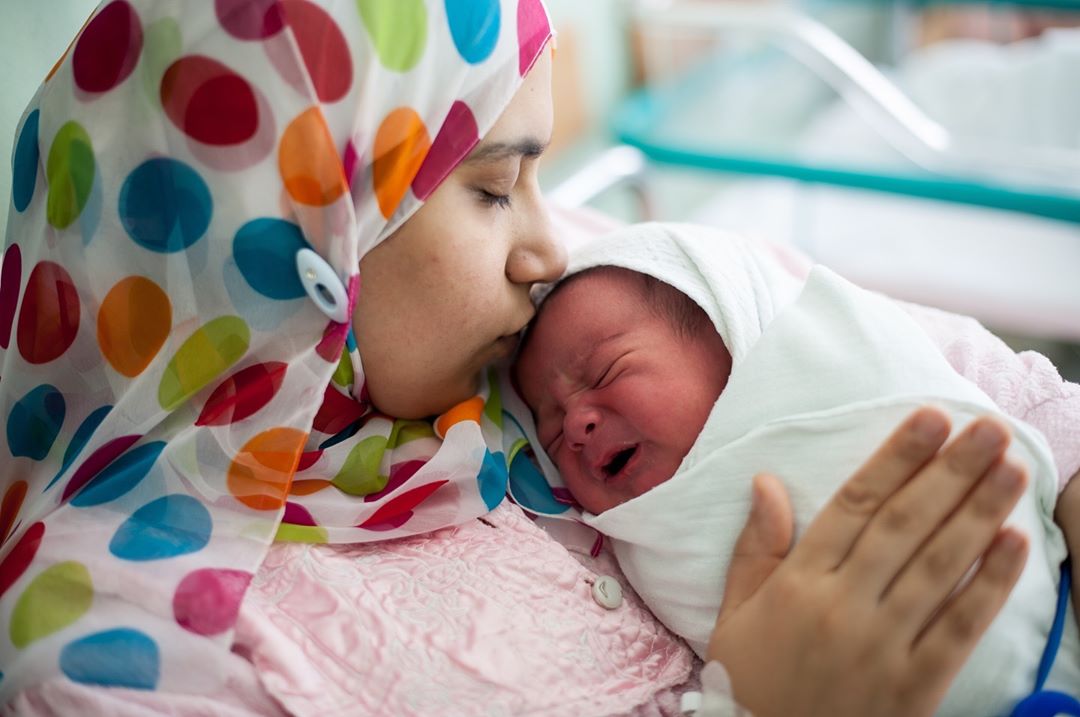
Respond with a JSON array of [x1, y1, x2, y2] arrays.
[[512, 222, 1080, 717]]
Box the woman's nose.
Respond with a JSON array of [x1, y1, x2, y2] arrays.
[[506, 200, 567, 285], [564, 403, 601, 450]]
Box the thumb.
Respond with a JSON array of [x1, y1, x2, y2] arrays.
[[718, 473, 795, 617]]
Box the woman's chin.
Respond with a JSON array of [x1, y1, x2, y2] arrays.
[[367, 374, 482, 420]]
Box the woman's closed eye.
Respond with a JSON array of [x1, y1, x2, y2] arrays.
[[473, 186, 512, 209]]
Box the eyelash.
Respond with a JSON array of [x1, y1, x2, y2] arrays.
[[594, 362, 617, 389], [476, 188, 512, 209]]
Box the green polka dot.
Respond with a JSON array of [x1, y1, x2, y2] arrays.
[[46, 122, 95, 229], [331, 350, 353, 388], [158, 316, 250, 411], [356, 0, 427, 72], [141, 19, 182, 107], [331, 435, 388, 495], [388, 419, 435, 449], [274, 523, 329, 543], [484, 367, 502, 428], [507, 437, 529, 465], [10, 561, 93, 648]]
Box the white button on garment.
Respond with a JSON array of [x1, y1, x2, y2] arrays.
[[591, 575, 623, 610], [296, 248, 350, 324]]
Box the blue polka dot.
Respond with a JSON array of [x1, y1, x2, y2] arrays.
[[47, 405, 111, 490], [119, 158, 212, 253], [109, 494, 212, 561], [72, 441, 165, 507], [60, 628, 159, 690], [8, 384, 65, 460], [476, 449, 507, 511], [508, 447, 568, 515], [446, 0, 500, 64], [233, 218, 309, 299], [12, 110, 39, 213]]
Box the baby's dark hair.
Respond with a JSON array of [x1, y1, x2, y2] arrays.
[[528, 265, 712, 347]]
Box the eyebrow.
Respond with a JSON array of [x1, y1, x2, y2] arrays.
[[464, 138, 548, 165]]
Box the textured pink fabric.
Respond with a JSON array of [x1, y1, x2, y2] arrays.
[[234, 501, 692, 717], [902, 301, 1080, 492], [0, 658, 288, 716]]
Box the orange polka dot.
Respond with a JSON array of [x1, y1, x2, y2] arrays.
[[1, 480, 28, 545], [434, 396, 485, 439], [279, 107, 347, 206], [227, 428, 308, 510], [97, 276, 172, 377], [373, 107, 430, 219], [288, 479, 334, 496]]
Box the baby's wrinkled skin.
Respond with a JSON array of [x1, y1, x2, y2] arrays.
[[514, 268, 731, 513]]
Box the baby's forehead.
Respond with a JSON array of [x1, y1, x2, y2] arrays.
[[542, 266, 647, 314]]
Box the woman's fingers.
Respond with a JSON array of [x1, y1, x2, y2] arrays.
[[717, 474, 794, 618], [882, 458, 1027, 635], [790, 407, 951, 572], [911, 527, 1028, 684], [838, 417, 1012, 598]]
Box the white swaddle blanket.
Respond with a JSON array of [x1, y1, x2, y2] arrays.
[[569, 223, 1077, 717]]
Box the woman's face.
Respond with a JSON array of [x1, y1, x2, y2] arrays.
[[353, 52, 564, 419]]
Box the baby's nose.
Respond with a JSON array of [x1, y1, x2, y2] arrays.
[[565, 405, 601, 450]]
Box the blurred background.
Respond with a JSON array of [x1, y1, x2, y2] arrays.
[[3, 0, 1079, 378]]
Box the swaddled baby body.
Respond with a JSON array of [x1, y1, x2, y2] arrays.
[[513, 223, 1080, 717]]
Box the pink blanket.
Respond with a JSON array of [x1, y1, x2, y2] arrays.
[[6, 229, 1078, 716]]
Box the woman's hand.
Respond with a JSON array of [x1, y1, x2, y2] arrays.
[[1054, 471, 1080, 629], [707, 407, 1030, 717]]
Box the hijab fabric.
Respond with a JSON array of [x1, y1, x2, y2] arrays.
[[0, 0, 552, 697]]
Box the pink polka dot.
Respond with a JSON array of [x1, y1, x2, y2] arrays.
[[282, 502, 317, 526], [161, 56, 258, 146], [173, 568, 252, 636], [62, 435, 142, 502], [411, 101, 479, 201], [195, 361, 288, 427], [0, 244, 21, 350], [73, 1, 143, 93], [0, 522, 44, 601], [343, 140, 361, 190], [517, 0, 551, 77], [17, 261, 80, 365], [312, 383, 366, 434], [215, 0, 285, 40], [358, 480, 448, 531], [314, 275, 358, 360], [364, 460, 424, 503], [279, 0, 351, 103]]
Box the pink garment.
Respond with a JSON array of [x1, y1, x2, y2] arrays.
[[236, 500, 692, 717]]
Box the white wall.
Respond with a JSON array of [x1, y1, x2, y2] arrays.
[[0, 0, 102, 231]]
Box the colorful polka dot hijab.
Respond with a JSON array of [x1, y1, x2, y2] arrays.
[[0, 0, 554, 697]]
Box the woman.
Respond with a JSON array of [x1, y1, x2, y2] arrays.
[[0, 1, 1028, 714]]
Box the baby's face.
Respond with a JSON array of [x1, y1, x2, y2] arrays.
[[514, 270, 731, 513]]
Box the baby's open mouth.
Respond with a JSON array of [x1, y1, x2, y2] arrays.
[[603, 446, 637, 479]]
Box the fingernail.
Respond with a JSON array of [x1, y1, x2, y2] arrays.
[[912, 409, 946, 440], [972, 421, 1006, 452], [990, 462, 1022, 492], [999, 530, 1027, 555]]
